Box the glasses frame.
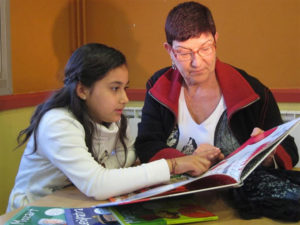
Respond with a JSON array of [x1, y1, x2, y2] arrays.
[[171, 42, 216, 62]]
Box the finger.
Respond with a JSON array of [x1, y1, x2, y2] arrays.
[[193, 144, 219, 154], [218, 153, 225, 161], [205, 150, 223, 162], [194, 148, 220, 158], [262, 158, 273, 167], [251, 127, 264, 137]]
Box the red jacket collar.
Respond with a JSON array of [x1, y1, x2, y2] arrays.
[[149, 59, 259, 119]]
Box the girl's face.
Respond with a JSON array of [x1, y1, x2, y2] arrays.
[[78, 64, 129, 123]]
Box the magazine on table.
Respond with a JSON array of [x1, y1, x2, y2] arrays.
[[95, 117, 300, 208], [5, 206, 120, 225], [110, 196, 218, 225]]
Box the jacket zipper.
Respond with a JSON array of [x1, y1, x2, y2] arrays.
[[148, 91, 178, 130], [227, 97, 260, 143]]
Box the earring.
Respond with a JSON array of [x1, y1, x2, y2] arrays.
[[172, 62, 177, 70], [79, 95, 86, 100]]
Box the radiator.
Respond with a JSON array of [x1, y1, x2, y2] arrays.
[[123, 107, 142, 139]]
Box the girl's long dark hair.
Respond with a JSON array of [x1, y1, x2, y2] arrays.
[[17, 43, 128, 165]]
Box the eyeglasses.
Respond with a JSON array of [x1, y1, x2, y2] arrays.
[[172, 43, 215, 62]]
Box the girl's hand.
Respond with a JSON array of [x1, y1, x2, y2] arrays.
[[167, 147, 222, 177]]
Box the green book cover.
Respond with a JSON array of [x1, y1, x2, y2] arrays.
[[110, 197, 218, 225], [5, 206, 66, 225]]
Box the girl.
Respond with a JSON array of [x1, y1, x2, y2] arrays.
[[7, 43, 221, 212]]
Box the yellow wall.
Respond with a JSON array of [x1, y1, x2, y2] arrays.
[[278, 103, 300, 111], [0, 107, 33, 214]]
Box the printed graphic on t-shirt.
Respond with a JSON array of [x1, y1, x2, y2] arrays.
[[167, 124, 179, 148], [167, 124, 197, 154], [181, 137, 197, 155]]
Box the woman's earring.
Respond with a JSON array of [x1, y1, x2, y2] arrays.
[[172, 62, 177, 70]]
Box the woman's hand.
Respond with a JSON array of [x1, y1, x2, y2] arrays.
[[192, 143, 224, 165], [251, 127, 275, 167], [166, 147, 222, 177]]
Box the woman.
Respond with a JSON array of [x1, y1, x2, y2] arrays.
[[135, 1, 298, 169]]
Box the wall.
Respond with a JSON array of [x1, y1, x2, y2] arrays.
[[10, 0, 76, 94], [8, 0, 300, 94], [0, 107, 32, 214], [85, 0, 300, 89]]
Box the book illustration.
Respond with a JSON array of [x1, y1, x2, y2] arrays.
[[5, 207, 66, 225], [107, 175, 191, 203], [65, 207, 120, 225], [95, 117, 300, 208], [5, 206, 120, 225], [110, 197, 218, 225]]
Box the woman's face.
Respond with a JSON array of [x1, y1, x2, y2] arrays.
[[165, 32, 217, 86], [77, 64, 129, 123]]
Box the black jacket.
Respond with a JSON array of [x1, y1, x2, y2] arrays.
[[135, 60, 298, 169]]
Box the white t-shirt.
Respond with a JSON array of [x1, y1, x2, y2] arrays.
[[7, 108, 170, 212], [176, 87, 226, 154]]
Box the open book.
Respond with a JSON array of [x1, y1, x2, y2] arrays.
[[96, 117, 300, 208]]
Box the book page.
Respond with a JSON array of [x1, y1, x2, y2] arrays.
[[202, 140, 272, 182], [203, 117, 300, 182]]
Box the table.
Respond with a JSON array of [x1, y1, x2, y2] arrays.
[[0, 185, 298, 225]]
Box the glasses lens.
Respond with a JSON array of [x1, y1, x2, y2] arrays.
[[198, 46, 213, 57], [173, 44, 214, 61], [177, 53, 191, 61]]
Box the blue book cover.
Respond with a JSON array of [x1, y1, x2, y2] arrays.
[[65, 207, 120, 225]]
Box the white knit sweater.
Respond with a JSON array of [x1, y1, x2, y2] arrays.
[[7, 108, 170, 212]]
